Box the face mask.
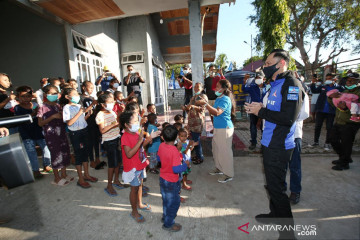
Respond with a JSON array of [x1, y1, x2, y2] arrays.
[[105, 103, 114, 111], [263, 62, 280, 80], [316, 82, 322, 86], [70, 96, 80, 104], [194, 91, 201, 95], [255, 79, 263, 85], [209, 72, 215, 77], [324, 80, 333, 85], [129, 71, 135, 74], [129, 123, 140, 133], [345, 84, 357, 90], [113, 83, 119, 88], [46, 94, 58, 102], [56, 86, 61, 92], [183, 70, 188, 75], [215, 90, 223, 97]]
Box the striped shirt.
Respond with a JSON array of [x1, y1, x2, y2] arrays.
[[63, 104, 87, 131], [95, 110, 120, 143]]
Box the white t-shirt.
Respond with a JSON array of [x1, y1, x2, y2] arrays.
[[63, 104, 87, 131], [95, 110, 120, 143]]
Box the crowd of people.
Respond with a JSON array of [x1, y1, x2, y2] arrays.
[[0, 49, 359, 238]]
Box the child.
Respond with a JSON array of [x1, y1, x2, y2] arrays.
[[113, 91, 126, 116], [120, 111, 152, 223], [147, 103, 156, 115], [177, 128, 197, 191], [174, 114, 184, 125], [327, 89, 360, 122], [37, 85, 72, 186], [95, 92, 125, 196], [14, 86, 52, 178], [147, 113, 161, 174], [67, 79, 78, 91], [81, 81, 101, 168], [158, 125, 190, 232], [61, 88, 98, 188]]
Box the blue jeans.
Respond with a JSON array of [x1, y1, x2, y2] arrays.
[[23, 138, 51, 171], [159, 177, 181, 228], [191, 132, 203, 160], [287, 138, 302, 193]]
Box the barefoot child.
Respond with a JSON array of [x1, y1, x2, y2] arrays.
[[176, 128, 197, 191], [15, 86, 52, 178], [95, 92, 125, 196], [158, 125, 190, 232], [37, 85, 72, 186], [120, 111, 152, 223], [61, 88, 98, 188]]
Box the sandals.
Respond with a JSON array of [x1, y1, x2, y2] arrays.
[[104, 188, 117, 197], [138, 203, 151, 212], [130, 213, 145, 223], [186, 180, 193, 185], [180, 197, 186, 203], [84, 176, 98, 183], [149, 168, 159, 174], [77, 181, 91, 189], [162, 223, 182, 232], [182, 185, 192, 191], [112, 183, 125, 190], [192, 158, 203, 165]]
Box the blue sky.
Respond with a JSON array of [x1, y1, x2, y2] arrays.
[[216, 0, 360, 71]]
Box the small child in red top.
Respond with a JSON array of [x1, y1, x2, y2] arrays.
[[113, 91, 126, 116], [120, 111, 152, 223], [158, 125, 190, 232]]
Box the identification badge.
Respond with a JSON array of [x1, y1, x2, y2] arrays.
[[287, 94, 298, 101], [288, 86, 299, 94]]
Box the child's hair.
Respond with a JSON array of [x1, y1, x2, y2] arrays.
[[67, 78, 77, 84], [109, 79, 118, 86], [148, 113, 157, 123], [49, 78, 59, 85], [147, 103, 155, 110], [162, 122, 170, 129], [125, 102, 139, 112], [178, 127, 188, 135], [42, 84, 59, 94], [174, 114, 183, 122], [173, 122, 182, 130], [96, 91, 105, 98], [119, 110, 136, 129], [128, 96, 138, 103], [16, 86, 33, 95], [59, 88, 76, 105], [162, 125, 178, 142], [60, 83, 71, 89], [218, 79, 237, 123], [94, 92, 113, 114], [81, 80, 92, 94], [114, 91, 123, 99]]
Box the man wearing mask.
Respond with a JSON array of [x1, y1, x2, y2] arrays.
[[243, 72, 266, 150], [245, 49, 305, 240], [178, 64, 193, 119], [328, 72, 360, 170], [204, 64, 225, 132], [96, 66, 119, 92], [123, 64, 145, 106], [309, 74, 321, 122], [309, 73, 342, 151]]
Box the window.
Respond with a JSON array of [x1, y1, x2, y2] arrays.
[[72, 31, 93, 52], [153, 66, 163, 104], [93, 59, 103, 81]]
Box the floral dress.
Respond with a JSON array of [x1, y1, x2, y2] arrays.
[[187, 93, 208, 133], [37, 103, 70, 169]]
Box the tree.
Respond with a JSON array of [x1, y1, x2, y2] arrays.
[[251, 0, 360, 80], [243, 56, 263, 67], [165, 63, 183, 79], [214, 53, 228, 71], [250, 0, 290, 57]]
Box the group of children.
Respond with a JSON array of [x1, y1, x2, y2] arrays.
[[11, 77, 201, 232]]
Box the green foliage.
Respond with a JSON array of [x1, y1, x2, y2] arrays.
[[243, 56, 263, 67], [214, 53, 228, 71], [250, 0, 290, 58], [288, 57, 297, 71], [165, 63, 183, 79]]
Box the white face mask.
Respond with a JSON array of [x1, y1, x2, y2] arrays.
[[105, 103, 114, 111], [324, 80, 333, 85], [209, 72, 215, 77], [255, 79, 263, 85], [113, 83, 119, 88], [129, 123, 140, 133], [316, 82, 322, 86], [183, 70, 188, 75], [129, 70, 135, 74]]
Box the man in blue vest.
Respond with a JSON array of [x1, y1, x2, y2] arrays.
[[95, 66, 119, 92], [245, 49, 305, 240], [243, 72, 266, 150]]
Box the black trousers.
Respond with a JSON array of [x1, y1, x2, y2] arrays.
[[314, 112, 335, 144], [329, 123, 360, 164], [87, 124, 100, 162], [262, 146, 295, 239], [249, 114, 259, 145], [68, 128, 90, 166]]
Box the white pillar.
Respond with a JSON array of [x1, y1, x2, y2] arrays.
[[188, 0, 204, 86]]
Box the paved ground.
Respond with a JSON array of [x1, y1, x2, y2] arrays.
[[0, 154, 359, 240]]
